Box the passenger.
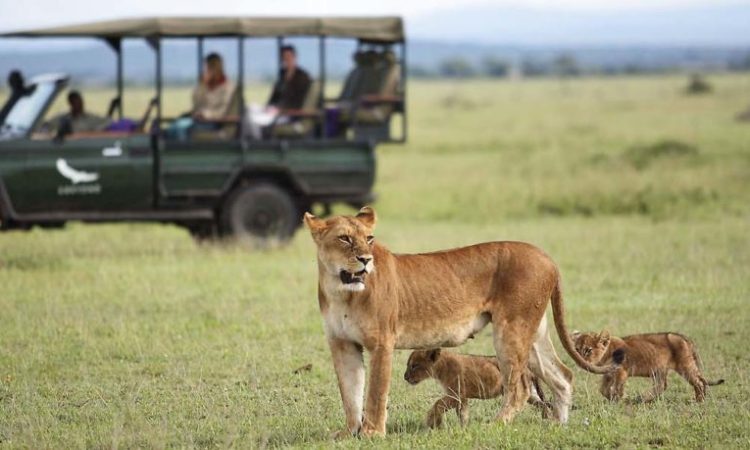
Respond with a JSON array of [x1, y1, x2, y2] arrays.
[[246, 44, 312, 139], [191, 52, 236, 120], [268, 44, 312, 110], [45, 90, 110, 133], [0, 70, 34, 124]]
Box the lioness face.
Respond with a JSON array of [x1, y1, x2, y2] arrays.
[[572, 330, 610, 364], [404, 349, 440, 385], [304, 207, 376, 292]]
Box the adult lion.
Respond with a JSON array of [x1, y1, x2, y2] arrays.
[[304, 207, 618, 437]]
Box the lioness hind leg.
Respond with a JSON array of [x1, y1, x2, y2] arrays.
[[527, 317, 573, 423], [492, 323, 532, 424]]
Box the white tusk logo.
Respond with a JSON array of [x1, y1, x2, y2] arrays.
[[56, 159, 99, 184]]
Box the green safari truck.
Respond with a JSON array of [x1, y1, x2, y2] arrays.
[[0, 17, 406, 243]]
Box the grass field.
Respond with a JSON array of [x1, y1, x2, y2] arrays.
[[1, 74, 750, 448]]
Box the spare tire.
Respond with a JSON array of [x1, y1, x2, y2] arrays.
[[220, 182, 300, 244]]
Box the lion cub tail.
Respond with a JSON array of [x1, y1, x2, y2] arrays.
[[550, 277, 623, 375]]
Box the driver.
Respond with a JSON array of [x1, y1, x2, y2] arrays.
[[45, 90, 110, 133]]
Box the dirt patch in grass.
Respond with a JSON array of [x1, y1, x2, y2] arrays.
[[537, 186, 718, 218], [623, 140, 700, 170]]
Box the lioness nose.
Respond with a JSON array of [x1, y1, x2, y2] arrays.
[[357, 255, 372, 265]]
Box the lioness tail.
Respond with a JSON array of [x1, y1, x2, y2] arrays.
[[550, 275, 622, 375]]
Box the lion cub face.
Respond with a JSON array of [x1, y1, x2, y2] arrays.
[[572, 330, 611, 364], [404, 349, 441, 385], [304, 207, 376, 292]]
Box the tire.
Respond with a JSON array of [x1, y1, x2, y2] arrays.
[[220, 182, 300, 244]]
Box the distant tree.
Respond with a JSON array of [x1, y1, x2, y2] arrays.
[[685, 73, 712, 95], [553, 54, 580, 77], [439, 57, 476, 78], [729, 53, 750, 71], [520, 59, 547, 77], [481, 56, 510, 78], [408, 65, 436, 79]]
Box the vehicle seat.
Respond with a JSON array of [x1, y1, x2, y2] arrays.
[[192, 83, 242, 141], [270, 81, 321, 139]]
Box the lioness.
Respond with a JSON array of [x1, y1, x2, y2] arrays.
[[404, 349, 550, 428], [572, 330, 724, 403], [304, 207, 619, 437]]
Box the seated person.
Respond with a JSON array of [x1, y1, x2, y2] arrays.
[[167, 53, 236, 141], [44, 90, 110, 134], [246, 44, 312, 139], [191, 52, 236, 120], [0, 70, 35, 124]]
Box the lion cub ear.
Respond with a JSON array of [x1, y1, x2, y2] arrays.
[[355, 206, 377, 229], [303, 212, 326, 239], [598, 330, 611, 346], [428, 348, 441, 362], [571, 330, 581, 341]]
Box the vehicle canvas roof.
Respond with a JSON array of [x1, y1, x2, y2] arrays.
[[1, 16, 404, 42]]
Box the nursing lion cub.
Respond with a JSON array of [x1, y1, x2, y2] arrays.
[[573, 330, 724, 403], [404, 349, 550, 428], [304, 207, 620, 437]]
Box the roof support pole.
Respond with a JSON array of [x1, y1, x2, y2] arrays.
[[400, 40, 407, 143], [197, 37, 204, 82], [318, 35, 326, 139], [104, 37, 123, 119], [276, 36, 283, 73], [238, 36, 245, 141]]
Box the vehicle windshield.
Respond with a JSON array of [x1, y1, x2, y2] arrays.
[[0, 82, 54, 138]]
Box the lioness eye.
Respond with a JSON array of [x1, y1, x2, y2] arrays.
[[366, 235, 374, 245], [338, 235, 352, 244]]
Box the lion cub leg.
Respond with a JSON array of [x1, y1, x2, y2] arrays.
[[641, 370, 668, 403], [456, 397, 470, 426], [677, 367, 707, 402], [425, 395, 461, 429]]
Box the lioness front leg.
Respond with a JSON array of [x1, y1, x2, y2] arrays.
[[328, 338, 366, 437], [362, 343, 394, 436]]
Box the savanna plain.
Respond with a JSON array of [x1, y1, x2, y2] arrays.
[[1, 75, 749, 448]]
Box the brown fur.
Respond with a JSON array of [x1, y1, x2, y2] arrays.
[[573, 330, 724, 403], [304, 207, 619, 437], [404, 349, 551, 427]]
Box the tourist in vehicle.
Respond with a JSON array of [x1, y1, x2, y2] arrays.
[[246, 44, 312, 139], [0, 70, 34, 124], [166, 53, 237, 141], [191, 52, 237, 120], [44, 90, 110, 133]]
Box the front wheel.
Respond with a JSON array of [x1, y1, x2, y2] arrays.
[[220, 182, 300, 245]]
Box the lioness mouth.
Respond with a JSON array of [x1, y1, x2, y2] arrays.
[[340, 269, 367, 285]]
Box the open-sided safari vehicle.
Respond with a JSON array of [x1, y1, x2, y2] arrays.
[[0, 17, 406, 243]]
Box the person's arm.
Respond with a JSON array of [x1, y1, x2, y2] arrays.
[[267, 71, 283, 106]]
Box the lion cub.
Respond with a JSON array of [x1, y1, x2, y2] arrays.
[[404, 349, 549, 428], [573, 330, 724, 403]]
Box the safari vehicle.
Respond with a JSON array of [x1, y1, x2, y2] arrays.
[[0, 17, 406, 242]]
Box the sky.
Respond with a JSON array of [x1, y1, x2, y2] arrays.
[[0, 0, 747, 32], [0, 0, 748, 47]]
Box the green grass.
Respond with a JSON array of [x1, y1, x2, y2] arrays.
[[2, 74, 750, 448]]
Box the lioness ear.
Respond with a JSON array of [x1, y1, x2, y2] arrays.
[[303, 212, 326, 238], [428, 348, 441, 362], [355, 206, 377, 229]]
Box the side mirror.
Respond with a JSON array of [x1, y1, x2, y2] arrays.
[[54, 118, 73, 143]]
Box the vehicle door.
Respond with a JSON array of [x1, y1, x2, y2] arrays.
[[16, 134, 153, 213]]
